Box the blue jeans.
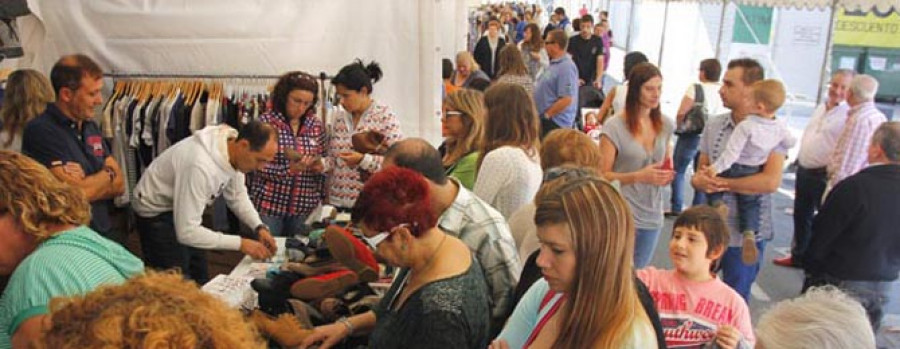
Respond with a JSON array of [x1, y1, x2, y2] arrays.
[[261, 215, 308, 237], [634, 228, 661, 268], [791, 166, 827, 262], [802, 274, 892, 331], [671, 134, 705, 212], [707, 164, 763, 234], [721, 239, 767, 302]]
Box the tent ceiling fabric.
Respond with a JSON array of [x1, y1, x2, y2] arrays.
[[662, 0, 898, 13]]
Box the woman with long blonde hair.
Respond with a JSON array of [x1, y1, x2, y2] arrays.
[[440, 89, 485, 189], [474, 82, 542, 219], [493, 172, 660, 348], [0, 69, 55, 151]]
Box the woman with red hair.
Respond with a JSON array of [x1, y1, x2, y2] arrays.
[[299, 167, 491, 349]]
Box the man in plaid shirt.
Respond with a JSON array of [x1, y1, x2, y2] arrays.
[[826, 74, 886, 193]]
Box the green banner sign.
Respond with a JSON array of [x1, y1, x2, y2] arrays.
[[732, 5, 774, 45]]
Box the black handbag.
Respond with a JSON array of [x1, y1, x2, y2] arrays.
[[676, 83, 707, 135]]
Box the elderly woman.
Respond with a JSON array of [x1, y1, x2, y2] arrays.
[[474, 83, 542, 219], [299, 167, 490, 349], [307, 60, 403, 210], [0, 151, 144, 348], [248, 71, 325, 236], [452, 51, 491, 89], [0, 69, 55, 152], [441, 89, 485, 189], [40, 272, 265, 348], [599, 62, 674, 268], [756, 286, 876, 349], [493, 171, 661, 348]]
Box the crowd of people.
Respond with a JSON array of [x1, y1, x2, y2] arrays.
[[0, 2, 896, 349]]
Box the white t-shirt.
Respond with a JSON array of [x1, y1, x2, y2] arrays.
[[683, 82, 726, 117]]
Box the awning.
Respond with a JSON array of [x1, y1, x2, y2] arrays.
[[661, 0, 897, 14]]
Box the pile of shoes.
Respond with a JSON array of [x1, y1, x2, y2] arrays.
[[250, 225, 383, 345]]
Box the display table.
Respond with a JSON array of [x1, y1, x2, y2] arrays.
[[201, 237, 287, 309]]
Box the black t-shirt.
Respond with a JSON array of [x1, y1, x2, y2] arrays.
[[567, 34, 605, 83], [22, 103, 113, 235]]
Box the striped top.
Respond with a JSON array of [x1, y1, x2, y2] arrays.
[[0, 226, 144, 348], [827, 101, 887, 188]]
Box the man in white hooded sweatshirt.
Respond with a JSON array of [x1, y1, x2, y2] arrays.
[[133, 121, 278, 282]]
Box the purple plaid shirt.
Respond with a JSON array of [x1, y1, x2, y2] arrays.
[[827, 101, 887, 188], [248, 111, 326, 218]]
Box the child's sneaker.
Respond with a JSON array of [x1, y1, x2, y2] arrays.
[[741, 231, 759, 265]]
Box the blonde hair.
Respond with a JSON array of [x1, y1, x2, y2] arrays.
[[752, 79, 786, 114], [479, 82, 540, 170], [456, 51, 480, 72], [443, 89, 485, 168], [497, 44, 530, 77], [41, 271, 266, 349], [534, 174, 649, 348], [0, 69, 55, 147], [540, 129, 602, 171], [0, 151, 89, 242]]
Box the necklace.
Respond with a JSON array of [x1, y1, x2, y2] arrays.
[[388, 233, 449, 310]]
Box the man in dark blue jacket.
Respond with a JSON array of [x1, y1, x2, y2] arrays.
[[803, 121, 900, 332]]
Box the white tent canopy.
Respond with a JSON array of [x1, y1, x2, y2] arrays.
[[674, 0, 898, 12], [17, 0, 474, 143]]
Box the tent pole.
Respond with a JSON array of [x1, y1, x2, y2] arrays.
[[816, 0, 839, 106], [715, 0, 728, 60], [658, 0, 670, 68], [626, 0, 636, 52]]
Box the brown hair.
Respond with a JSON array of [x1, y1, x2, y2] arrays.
[[699, 58, 722, 82], [479, 82, 540, 170], [271, 71, 318, 118], [548, 29, 569, 51], [443, 89, 485, 168], [0, 69, 55, 147], [727, 58, 765, 86], [540, 129, 602, 171], [624, 62, 663, 136], [521, 23, 543, 53], [534, 175, 649, 348], [50, 54, 103, 95], [0, 151, 89, 242], [497, 45, 530, 77], [41, 271, 266, 349], [673, 205, 730, 271], [751, 79, 786, 114]]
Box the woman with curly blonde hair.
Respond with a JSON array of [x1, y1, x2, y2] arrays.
[[0, 69, 54, 152], [40, 271, 265, 349], [440, 89, 485, 189], [0, 150, 144, 348]]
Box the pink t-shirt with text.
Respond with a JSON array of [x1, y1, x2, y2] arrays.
[[637, 267, 755, 348]]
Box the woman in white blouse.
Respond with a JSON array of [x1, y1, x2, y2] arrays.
[[473, 82, 542, 219]]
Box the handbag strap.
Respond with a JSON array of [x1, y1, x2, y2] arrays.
[[694, 83, 704, 106]]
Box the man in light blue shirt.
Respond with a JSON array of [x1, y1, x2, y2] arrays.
[[533, 29, 579, 138]]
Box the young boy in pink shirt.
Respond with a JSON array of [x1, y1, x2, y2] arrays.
[[637, 205, 755, 349]]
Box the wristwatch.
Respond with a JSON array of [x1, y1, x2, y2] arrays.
[[254, 223, 270, 234]]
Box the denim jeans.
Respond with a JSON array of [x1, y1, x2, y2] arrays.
[[261, 215, 308, 237], [671, 134, 705, 212], [720, 239, 767, 302], [802, 274, 893, 331], [634, 228, 662, 268], [707, 164, 763, 233], [136, 212, 209, 284], [791, 166, 827, 262]]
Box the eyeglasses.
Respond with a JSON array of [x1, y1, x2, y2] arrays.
[[442, 111, 464, 119], [363, 223, 418, 248], [544, 40, 556, 45]]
